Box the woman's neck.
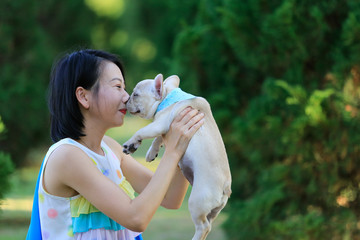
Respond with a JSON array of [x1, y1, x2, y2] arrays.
[[78, 120, 107, 156], [77, 136, 105, 156]]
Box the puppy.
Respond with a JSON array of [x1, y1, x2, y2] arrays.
[[123, 74, 232, 240]]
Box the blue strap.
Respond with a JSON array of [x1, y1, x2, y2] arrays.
[[26, 157, 45, 240], [155, 88, 196, 114], [135, 234, 143, 240]]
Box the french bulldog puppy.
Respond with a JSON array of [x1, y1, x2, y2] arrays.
[[123, 74, 232, 240]]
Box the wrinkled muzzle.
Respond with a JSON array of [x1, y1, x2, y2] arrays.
[[126, 98, 141, 115]]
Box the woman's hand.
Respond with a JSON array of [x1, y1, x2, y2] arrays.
[[162, 107, 205, 159]]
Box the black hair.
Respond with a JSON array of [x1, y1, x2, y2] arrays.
[[48, 49, 125, 142]]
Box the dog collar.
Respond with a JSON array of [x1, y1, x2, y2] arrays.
[[155, 88, 196, 114]]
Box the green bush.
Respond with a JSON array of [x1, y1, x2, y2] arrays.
[[225, 79, 360, 239], [0, 152, 14, 202], [0, 117, 14, 203], [166, 0, 360, 238], [0, 0, 103, 166]]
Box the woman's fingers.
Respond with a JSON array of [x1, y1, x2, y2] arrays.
[[186, 113, 205, 135], [163, 107, 205, 154], [174, 107, 197, 123], [176, 108, 202, 127], [174, 107, 205, 139]]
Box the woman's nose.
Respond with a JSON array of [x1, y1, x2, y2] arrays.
[[124, 91, 130, 103]]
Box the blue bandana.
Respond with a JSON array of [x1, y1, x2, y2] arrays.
[[155, 88, 196, 114]]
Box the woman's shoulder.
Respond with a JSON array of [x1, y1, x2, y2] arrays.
[[47, 138, 86, 158], [47, 142, 90, 168], [43, 142, 97, 197]]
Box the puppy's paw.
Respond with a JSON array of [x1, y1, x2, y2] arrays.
[[146, 147, 159, 162], [123, 138, 142, 154]]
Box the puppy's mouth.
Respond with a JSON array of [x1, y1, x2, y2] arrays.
[[130, 110, 141, 115]]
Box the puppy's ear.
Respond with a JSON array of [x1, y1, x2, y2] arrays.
[[164, 75, 180, 88], [154, 74, 163, 100]]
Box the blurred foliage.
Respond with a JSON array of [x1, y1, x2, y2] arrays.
[[2, 0, 360, 238], [0, 116, 14, 202], [166, 0, 360, 239], [0, 0, 160, 166], [0, 0, 99, 166], [0, 0, 198, 166]]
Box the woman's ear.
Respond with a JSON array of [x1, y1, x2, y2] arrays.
[[75, 86, 90, 109]]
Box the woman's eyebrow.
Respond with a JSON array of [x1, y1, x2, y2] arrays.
[[111, 77, 124, 83]]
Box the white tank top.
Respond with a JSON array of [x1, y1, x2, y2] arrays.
[[38, 138, 142, 240]]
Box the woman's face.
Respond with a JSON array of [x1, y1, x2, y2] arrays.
[[89, 61, 129, 128]]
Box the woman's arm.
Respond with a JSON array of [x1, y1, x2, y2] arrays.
[[106, 135, 188, 210], [108, 109, 203, 210], [119, 147, 189, 209], [54, 145, 181, 232], [49, 108, 204, 232], [161, 166, 189, 209]]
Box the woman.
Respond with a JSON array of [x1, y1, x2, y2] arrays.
[[26, 49, 204, 239]]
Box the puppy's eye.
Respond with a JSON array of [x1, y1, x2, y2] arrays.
[[133, 93, 139, 97]]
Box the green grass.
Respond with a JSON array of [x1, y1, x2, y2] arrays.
[[142, 187, 227, 240], [0, 166, 36, 240], [0, 116, 227, 239]]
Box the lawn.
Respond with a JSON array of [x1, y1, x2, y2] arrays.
[[0, 116, 227, 239]]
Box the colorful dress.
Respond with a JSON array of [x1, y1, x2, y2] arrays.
[[37, 138, 142, 240]]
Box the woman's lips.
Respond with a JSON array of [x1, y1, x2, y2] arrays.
[[119, 109, 127, 115]]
